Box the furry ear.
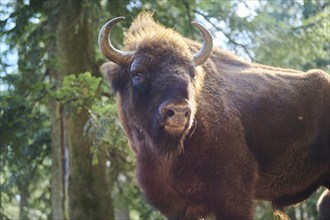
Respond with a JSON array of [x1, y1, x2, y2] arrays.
[[101, 62, 129, 92]]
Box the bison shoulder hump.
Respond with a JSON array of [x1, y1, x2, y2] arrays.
[[306, 69, 330, 85]]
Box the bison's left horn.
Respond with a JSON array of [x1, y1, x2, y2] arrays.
[[191, 21, 213, 67], [98, 17, 133, 65]]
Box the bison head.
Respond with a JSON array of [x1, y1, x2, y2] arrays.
[[99, 13, 212, 152]]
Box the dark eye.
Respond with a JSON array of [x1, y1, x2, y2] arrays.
[[189, 66, 196, 78], [132, 72, 145, 88], [190, 70, 196, 78]]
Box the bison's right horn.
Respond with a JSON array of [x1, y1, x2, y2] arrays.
[[191, 21, 213, 67], [98, 17, 133, 65]]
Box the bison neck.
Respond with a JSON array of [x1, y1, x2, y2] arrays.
[[135, 131, 211, 217]]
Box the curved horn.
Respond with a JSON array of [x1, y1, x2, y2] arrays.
[[98, 17, 133, 65], [191, 21, 213, 66]]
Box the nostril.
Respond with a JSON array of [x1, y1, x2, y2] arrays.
[[160, 100, 192, 122], [165, 109, 175, 118]]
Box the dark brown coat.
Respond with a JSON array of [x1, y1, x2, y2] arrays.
[[101, 13, 330, 220]]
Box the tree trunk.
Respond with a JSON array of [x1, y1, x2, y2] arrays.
[[67, 112, 113, 220], [50, 101, 67, 219], [45, 0, 66, 219], [47, 0, 114, 219]]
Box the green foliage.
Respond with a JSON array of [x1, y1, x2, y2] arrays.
[[0, 71, 51, 219], [52, 72, 102, 110], [1, 0, 51, 218], [251, 0, 330, 72]]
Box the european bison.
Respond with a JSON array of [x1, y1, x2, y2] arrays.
[[99, 13, 330, 220]]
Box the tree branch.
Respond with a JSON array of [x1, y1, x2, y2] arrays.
[[101, 92, 112, 98], [291, 16, 327, 32], [193, 9, 255, 61]]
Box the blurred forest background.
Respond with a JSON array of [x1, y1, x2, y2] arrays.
[[0, 0, 329, 219]]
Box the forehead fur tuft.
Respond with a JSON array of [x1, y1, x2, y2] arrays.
[[123, 12, 192, 59]]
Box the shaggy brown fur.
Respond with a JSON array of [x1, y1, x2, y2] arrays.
[[101, 13, 330, 220]]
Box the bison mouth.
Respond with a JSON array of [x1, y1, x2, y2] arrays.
[[162, 111, 191, 136], [164, 124, 187, 135]]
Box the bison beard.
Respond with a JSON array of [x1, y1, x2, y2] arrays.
[[153, 126, 185, 153], [99, 12, 330, 220]]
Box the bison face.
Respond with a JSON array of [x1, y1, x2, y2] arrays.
[[99, 15, 212, 152], [129, 50, 196, 149], [103, 47, 198, 152]]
